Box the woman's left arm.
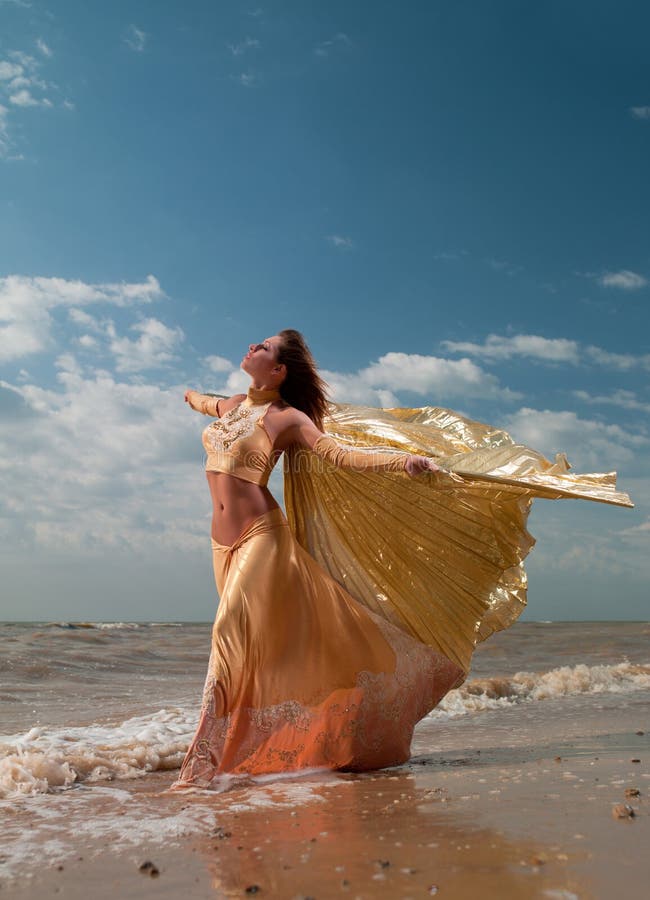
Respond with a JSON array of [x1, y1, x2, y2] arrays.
[[287, 412, 442, 476]]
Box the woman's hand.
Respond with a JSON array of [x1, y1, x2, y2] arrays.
[[405, 455, 443, 477], [405, 456, 465, 483], [184, 389, 195, 403]]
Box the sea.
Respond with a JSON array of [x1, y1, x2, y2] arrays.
[[1, 620, 649, 885]]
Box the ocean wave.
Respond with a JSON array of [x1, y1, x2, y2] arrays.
[[42, 622, 186, 630], [0, 708, 197, 800], [430, 660, 650, 720], [2, 661, 649, 799]]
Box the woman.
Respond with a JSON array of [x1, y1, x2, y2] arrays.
[[173, 329, 632, 789]]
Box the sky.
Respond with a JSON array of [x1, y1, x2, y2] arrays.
[[1, 0, 648, 623]]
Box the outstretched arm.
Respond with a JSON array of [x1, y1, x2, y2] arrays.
[[286, 410, 442, 476], [184, 390, 224, 417]]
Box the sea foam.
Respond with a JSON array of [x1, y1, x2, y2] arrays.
[[430, 660, 650, 719], [1, 661, 649, 798], [0, 707, 197, 799]]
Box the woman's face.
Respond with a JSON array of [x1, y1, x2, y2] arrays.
[[241, 334, 284, 383]]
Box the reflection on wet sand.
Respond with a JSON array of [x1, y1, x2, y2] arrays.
[[200, 769, 587, 899], [2, 715, 646, 898]]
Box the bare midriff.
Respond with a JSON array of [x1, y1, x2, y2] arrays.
[[206, 471, 281, 548]]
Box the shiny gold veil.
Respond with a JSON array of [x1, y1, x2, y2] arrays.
[[283, 402, 633, 674]]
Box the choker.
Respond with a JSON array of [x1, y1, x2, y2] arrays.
[[246, 385, 282, 405]]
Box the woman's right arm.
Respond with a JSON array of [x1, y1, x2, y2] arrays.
[[184, 390, 247, 417], [184, 390, 224, 417]]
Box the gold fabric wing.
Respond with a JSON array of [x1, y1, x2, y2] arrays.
[[283, 402, 633, 674]]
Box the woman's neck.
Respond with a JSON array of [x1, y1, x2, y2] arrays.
[[247, 384, 281, 404]]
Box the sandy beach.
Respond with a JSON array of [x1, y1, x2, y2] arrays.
[[4, 708, 648, 899]]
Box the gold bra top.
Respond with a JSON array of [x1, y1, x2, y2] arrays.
[[200, 387, 282, 487]]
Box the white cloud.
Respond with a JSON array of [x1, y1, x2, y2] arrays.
[[0, 103, 8, 154], [7, 50, 36, 68], [0, 370, 207, 558], [187, 350, 515, 408], [228, 37, 260, 56], [484, 257, 522, 277], [321, 369, 400, 407], [629, 106, 650, 120], [109, 318, 184, 373], [442, 334, 580, 364], [0, 47, 59, 154], [36, 38, 52, 58], [234, 71, 256, 87], [502, 407, 650, 472], [0, 274, 163, 362], [224, 369, 250, 394], [322, 352, 519, 406], [0, 61, 23, 80], [326, 234, 354, 250], [598, 269, 647, 289], [1, 299, 648, 619], [573, 389, 650, 414], [68, 308, 101, 331], [204, 354, 234, 373], [585, 345, 650, 371], [442, 332, 650, 372], [618, 519, 650, 538], [9, 88, 47, 107], [123, 25, 148, 53], [314, 33, 351, 58]]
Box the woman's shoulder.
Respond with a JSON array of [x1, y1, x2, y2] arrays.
[[220, 393, 247, 414], [270, 400, 307, 421]]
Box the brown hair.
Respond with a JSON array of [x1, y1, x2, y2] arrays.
[[276, 329, 330, 430]]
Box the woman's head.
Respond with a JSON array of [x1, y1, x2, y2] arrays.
[[241, 335, 285, 386], [241, 329, 329, 428]]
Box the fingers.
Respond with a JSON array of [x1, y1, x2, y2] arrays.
[[417, 458, 464, 481], [406, 456, 463, 482], [406, 456, 441, 476]]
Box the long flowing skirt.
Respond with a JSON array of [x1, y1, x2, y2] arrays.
[[173, 507, 464, 787]]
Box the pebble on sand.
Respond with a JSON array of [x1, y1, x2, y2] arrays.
[[624, 788, 641, 798], [138, 861, 160, 877], [611, 803, 636, 820]]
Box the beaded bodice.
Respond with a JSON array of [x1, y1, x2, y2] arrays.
[[202, 398, 277, 486]]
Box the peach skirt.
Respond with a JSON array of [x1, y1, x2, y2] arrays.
[[173, 508, 464, 788]]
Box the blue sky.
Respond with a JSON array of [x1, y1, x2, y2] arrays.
[[1, 0, 648, 623]]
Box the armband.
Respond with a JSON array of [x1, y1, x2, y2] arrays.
[[186, 391, 222, 417]]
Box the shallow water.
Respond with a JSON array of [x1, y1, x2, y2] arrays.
[[1, 620, 649, 892], [1, 620, 648, 799]]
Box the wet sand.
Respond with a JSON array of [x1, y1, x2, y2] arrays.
[[4, 728, 648, 899]]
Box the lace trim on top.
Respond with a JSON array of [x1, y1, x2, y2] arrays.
[[202, 400, 275, 485]]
